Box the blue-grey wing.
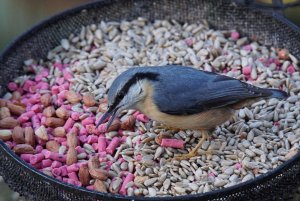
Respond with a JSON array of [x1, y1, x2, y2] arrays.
[[151, 66, 271, 115]]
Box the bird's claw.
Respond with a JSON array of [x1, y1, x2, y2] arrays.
[[173, 151, 198, 160], [154, 125, 181, 132], [168, 149, 214, 161]]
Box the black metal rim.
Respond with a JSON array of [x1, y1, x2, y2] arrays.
[[0, 0, 300, 200]]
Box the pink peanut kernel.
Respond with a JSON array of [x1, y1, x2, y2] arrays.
[[20, 154, 33, 162], [51, 161, 63, 168], [42, 159, 52, 168], [135, 114, 149, 123], [161, 138, 184, 149], [230, 31, 240, 40], [64, 118, 75, 131], [98, 136, 107, 152], [30, 153, 45, 164], [242, 66, 252, 76], [106, 137, 120, 154], [8, 82, 18, 91], [287, 65, 295, 74], [119, 173, 134, 195]]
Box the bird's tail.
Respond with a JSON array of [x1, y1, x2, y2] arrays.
[[268, 89, 288, 99], [229, 87, 288, 110]]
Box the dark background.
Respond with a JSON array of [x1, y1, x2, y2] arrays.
[[0, 0, 299, 201]]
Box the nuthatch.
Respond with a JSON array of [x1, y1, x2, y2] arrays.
[[97, 65, 288, 160]]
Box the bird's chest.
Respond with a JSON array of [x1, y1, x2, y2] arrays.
[[136, 95, 234, 130]]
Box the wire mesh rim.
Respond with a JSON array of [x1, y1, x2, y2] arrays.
[[0, 0, 300, 200]]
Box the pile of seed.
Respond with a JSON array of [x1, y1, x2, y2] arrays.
[[1, 18, 300, 197]]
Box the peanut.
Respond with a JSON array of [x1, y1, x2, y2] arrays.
[[0, 117, 19, 129], [66, 90, 81, 104], [35, 125, 48, 141], [0, 99, 7, 107], [11, 91, 22, 101], [24, 127, 35, 147], [97, 99, 108, 113], [0, 107, 11, 120], [120, 115, 135, 130], [46, 140, 60, 152], [53, 127, 66, 137], [43, 106, 56, 117], [40, 93, 52, 106], [88, 156, 108, 180], [66, 130, 78, 148], [12, 126, 25, 144], [83, 92, 96, 107], [7, 102, 26, 116], [79, 163, 90, 186], [134, 176, 149, 184], [94, 179, 108, 193], [66, 147, 77, 165], [107, 119, 121, 132], [0, 130, 12, 141], [45, 117, 65, 127], [55, 107, 70, 119], [89, 168, 109, 180], [13, 144, 36, 154]]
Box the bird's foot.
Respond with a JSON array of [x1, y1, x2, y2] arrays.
[[198, 148, 214, 156], [172, 149, 213, 161], [154, 124, 181, 132], [173, 150, 198, 160]]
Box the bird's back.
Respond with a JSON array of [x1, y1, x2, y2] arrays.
[[140, 65, 286, 116]]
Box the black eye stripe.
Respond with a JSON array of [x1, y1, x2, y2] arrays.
[[110, 72, 159, 108], [117, 92, 125, 99]]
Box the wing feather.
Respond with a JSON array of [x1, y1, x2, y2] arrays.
[[151, 66, 271, 115]]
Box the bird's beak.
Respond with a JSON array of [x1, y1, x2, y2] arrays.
[[96, 107, 118, 129]]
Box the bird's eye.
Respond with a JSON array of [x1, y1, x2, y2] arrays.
[[139, 88, 143, 94], [117, 92, 125, 100]]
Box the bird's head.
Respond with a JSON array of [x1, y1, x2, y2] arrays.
[[96, 67, 159, 129]]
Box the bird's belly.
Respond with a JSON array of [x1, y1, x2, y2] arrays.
[[137, 100, 234, 130], [154, 108, 233, 130]]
